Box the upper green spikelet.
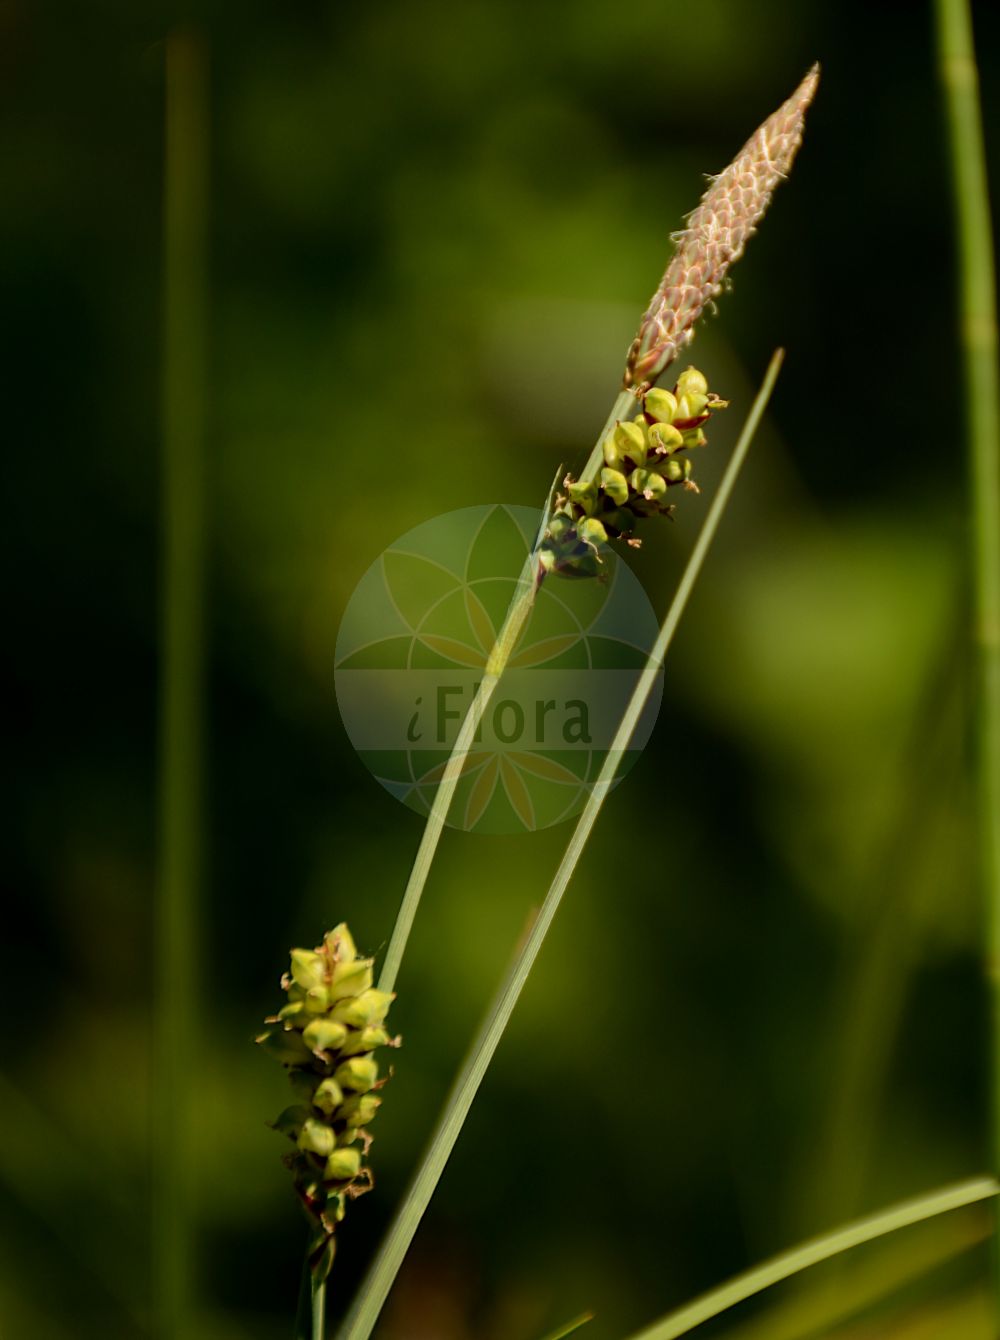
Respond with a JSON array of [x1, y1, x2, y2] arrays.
[[539, 366, 728, 577]]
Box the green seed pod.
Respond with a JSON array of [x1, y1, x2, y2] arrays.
[[325, 1147, 362, 1182], [339, 1026, 391, 1057], [302, 1018, 349, 1054], [613, 419, 646, 463], [578, 517, 608, 551], [312, 1078, 345, 1116], [277, 1001, 307, 1024], [640, 472, 668, 501], [676, 366, 709, 399], [328, 958, 374, 1001], [303, 986, 330, 1014], [648, 422, 684, 456], [567, 479, 598, 515], [290, 949, 327, 992], [603, 438, 628, 471], [672, 391, 697, 420], [334, 1055, 379, 1093], [338, 1093, 382, 1128], [663, 459, 685, 482], [682, 427, 707, 448], [331, 989, 395, 1029], [546, 512, 573, 542], [257, 1028, 313, 1067], [688, 393, 710, 418], [644, 388, 678, 423], [323, 923, 357, 963], [298, 1117, 336, 1157], [600, 467, 630, 506]]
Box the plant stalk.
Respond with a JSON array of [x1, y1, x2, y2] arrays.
[[312, 1273, 326, 1340], [154, 29, 208, 1340], [934, 0, 1000, 1307]]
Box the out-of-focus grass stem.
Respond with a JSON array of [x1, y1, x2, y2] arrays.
[[934, 0, 1000, 1306], [154, 29, 208, 1340]]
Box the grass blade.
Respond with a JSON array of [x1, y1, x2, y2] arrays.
[[624, 1177, 998, 1340], [934, 0, 1000, 1299], [715, 1194, 991, 1340], [155, 29, 208, 1338], [538, 1312, 595, 1340], [337, 351, 784, 1340]]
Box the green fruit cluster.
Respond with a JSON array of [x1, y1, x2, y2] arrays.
[[257, 924, 397, 1280], [540, 367, 727, 578]]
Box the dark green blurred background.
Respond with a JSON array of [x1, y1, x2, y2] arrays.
[[4, 1, 1000, 1336]]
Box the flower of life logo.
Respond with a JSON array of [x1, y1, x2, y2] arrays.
[[334, 504, 663, 833]]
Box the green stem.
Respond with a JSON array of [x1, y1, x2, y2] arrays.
[[934, 0, 1000, 1308], [293, 1256, 311, 1340], [312, 1274, 326, 1340], [154, 29, 208, 1340], [337, 353, 784, 1340], [377, 388, 634, 995], [624, 1176, 998, 1340]]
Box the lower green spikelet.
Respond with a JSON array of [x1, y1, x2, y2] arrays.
[[256, 923, 398, 1281], [539, 366, 728, 578]]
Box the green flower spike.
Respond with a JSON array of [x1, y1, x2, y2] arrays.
[[256, 923, 398, 1282], [539, 365, 726, 576]]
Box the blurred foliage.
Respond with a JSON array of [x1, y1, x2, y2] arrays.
[[3, 0, 1000, 1336]]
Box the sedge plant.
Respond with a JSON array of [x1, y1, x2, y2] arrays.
[[336, 24, 1000, 1332], [251, 49, 1000, 1338], [261, 64, 821, 1339], [135, 7, 998, 1338]]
